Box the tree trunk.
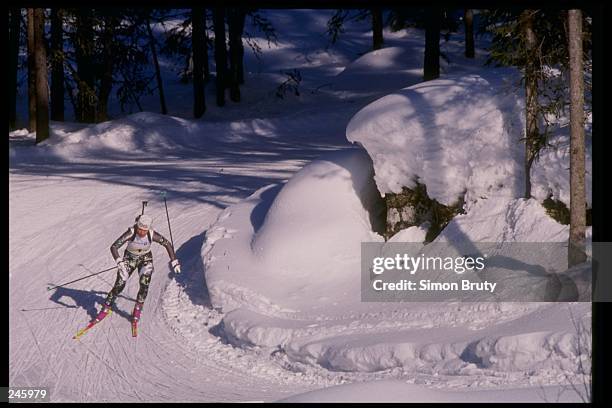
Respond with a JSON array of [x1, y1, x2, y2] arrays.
[[9, 8, 21, 131], [204, 14, 210, 82], [568, 9, 587, 267], [64, 75, 77, 118], [33, 8, 49, 143], [147, 17, 167, 115], [228, 8, 246, 102], [464, 9, 475, 58], [213, 8, 228, 107], [424, 7, 441, 81], [27, 9, 37, 132], [50, 8, 65, 121], [371, 8, 384, 50], [96, 15, 116, 123], [75, 10, 96, 123], [192, 8, 206, 118], [522, 10, 540, 198], [236, 17, 244, 86]]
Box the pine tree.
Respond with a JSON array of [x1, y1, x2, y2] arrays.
[[33, 8, 49, 143], [58, 9, 162, 121], [203, 13, 210, 83], [521, 9, 540, 198], [568, 9, 587, 267], [50, 8, 65, 121], [9, 8, 21, 130], [146, 15, 167, 115], [464, 9, 475, 58], [424, 7, 441, 81], [326, 9, 385, 51], [95, 14, 116, 123], [27, 9, 37, 132], [74, 9, 96, 122], [371, 8, 384, 50], [213, 8, 228, 107], [228, 8, 246, 102], [192, 7, 206, 118], [481, 9, 591, 200]]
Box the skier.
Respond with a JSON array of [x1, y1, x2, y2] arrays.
[[97, 214, 181, 328]]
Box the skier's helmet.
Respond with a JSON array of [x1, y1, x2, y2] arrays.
[[136, 214, 153, 230]]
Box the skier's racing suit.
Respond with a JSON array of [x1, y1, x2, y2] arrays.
[[104, 226, 176, 306]]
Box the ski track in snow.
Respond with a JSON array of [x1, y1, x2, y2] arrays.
[[8, 12, 591, 401], [8, 100, 366, 402], [9, 86, 587, 403]]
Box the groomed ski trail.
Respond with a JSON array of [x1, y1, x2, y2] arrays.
[[9, 108, 358, 402]]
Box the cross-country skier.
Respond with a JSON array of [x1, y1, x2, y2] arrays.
[[97, 214, 181, 326]]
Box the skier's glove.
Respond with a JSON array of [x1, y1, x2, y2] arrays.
[[171, 259, 181, 274], [116, 258, 130, 280]]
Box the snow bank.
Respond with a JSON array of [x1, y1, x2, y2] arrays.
[[204, 175, 590, 378], [531, 132, 593, 208], [251, 148, 384, 279], [48, 113, 185, 153], [346, 73, 525, 206], [333, 47, 425, 93], [388, 224, 428, 243], [200, 65, 591, 387], [434, 198, 569, 243], [222, 302, 590, 375], [278, 380, 584, 402], [346, 71, 593, 210], [203, 148, 384, 314]]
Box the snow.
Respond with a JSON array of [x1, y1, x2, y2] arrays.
[[388, 224, 429, 243], [333, 46, 425, 94], [435, 197, 571, 243], [278, 380, 584, 402], [204, 176, 591, 378], [203, 148, 384, 314], [346, 72, 592, 210], [346, 72, 526, 206], [531, 130, 593, 208], [9, 9, 592, 403]]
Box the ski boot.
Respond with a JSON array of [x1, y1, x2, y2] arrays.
[[95, 302, 113, 322], [73, 302, 113, 340], [131, 301, 144, 337]]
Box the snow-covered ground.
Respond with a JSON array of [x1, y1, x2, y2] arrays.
[[279, 380, 583, 402], [9, 10, 591, 402]]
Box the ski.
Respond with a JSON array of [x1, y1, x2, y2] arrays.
[[131, 320, 138, 337], [131, 301, 143, 338], [73, 308, 113, 340]]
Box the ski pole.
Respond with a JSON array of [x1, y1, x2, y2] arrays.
[[46, 266, 118, 291], [142, 200, 148, 215], [161, 192, 175, 249]]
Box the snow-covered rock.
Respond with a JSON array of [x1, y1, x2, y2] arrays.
[[204, 152, 591, 376], [346, 71, 592, 211], [434, 197, 570, 243], [531, 132, 593, 208], [203, 148, 384, 314], [346, 72, 526, 207]]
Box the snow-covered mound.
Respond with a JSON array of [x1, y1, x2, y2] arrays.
[[203, 149, 590, 379], [203, 148, 384, 314], [435, 197, 569, 243], [346, 72, 525, 206], [279, 380, 584, 402], [333, 47, 425, 93], [531, 132, 593, 207], [346, 71, 592, 210], [23, 113, 188, 158], [252, 148, 384, 274]]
